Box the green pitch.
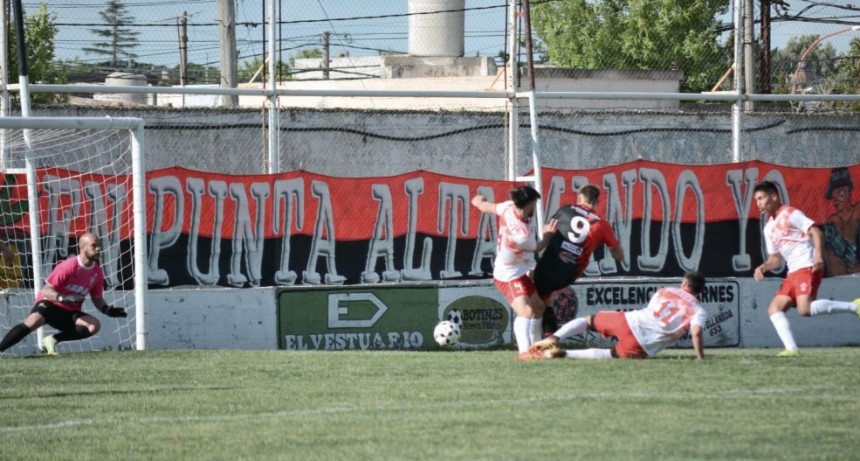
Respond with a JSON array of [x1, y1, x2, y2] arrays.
[[1, 348, 859, 460]]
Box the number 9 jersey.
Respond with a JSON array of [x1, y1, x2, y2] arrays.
[[533, 204, 620, 298]]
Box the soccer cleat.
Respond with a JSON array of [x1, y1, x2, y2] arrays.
[[42, 335, 58, 356], [777, 349, 800, 357], [854, 298, 860, 317], [517, 345, 565, 361], [542, 346, 565, 359], [528, 337, 559, 355]]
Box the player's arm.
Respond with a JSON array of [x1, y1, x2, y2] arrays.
[[690, 324, 705, 360], [754, 253, 783, 281], [471, 194, 497, 214], [40, 283, 85, 304], [609, 245, 625, 262], [534, 218, 558, 253], [808, 225, 825, 272], [92, 297, 128, 318]]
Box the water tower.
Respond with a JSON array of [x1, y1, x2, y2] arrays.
[[408, 0, 465, 57]]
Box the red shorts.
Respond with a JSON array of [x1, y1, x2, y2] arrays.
[[494, 275, 537, 305], [776, 267, 822, 300], [592, 311, 647, 359]]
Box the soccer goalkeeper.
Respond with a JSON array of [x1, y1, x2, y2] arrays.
[[0, 232, 127, 355]]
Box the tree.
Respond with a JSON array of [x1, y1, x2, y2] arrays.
[[770, 35, 838, 93], [8, 2, 66, 104], [531, 0, 730, 93], [82, 0, 140, 68], [834, 38, 860, 92]]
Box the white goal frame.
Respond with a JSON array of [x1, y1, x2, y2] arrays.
[[0, 116, 148, 350]]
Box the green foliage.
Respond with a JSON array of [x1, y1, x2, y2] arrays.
[[7, 2, 67, 104], [2, 348, 860, 460], [531, 0, 731, 92], [81, 0, 140, 69], [0, 175, 27, 226], [771, 35, 839, 92]]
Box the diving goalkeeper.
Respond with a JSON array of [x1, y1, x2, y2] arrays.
[[0, 233, 127, 355]]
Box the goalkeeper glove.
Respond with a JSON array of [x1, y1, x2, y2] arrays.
[[106, 306, 128, 318], [57, 294, 85, 304]]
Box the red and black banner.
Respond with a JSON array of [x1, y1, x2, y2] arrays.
[[7, 160, 860, 287]]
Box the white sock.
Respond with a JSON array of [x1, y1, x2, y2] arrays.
[[769, 311, 798, 351], [528, 318, 543, 344], [553, 318, 588, 340], [565, 348, 613, 360], [513, 316, 531, 353], [810, 299, 858, 316]]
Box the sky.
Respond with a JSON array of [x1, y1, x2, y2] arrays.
[[19, 0, 860, 68]]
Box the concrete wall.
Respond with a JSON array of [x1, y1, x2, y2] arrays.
[[31, 107, 860, 178], [2, 275, 856, 353]]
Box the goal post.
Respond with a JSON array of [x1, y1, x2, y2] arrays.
[[0, 116, 147, 354]]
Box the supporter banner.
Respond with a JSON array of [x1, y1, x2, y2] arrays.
[[8, 161, 860, 287]]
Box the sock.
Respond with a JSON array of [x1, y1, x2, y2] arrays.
[[0, 324, 32, 352], [769, 311, 798, 351], [528, 318, 543, 344], [513, 316, 531, 353], [565, 348, 613, 360], [553, 318, 588, 341], [810, 299, 858, 316], [54, 326, 93, 344]]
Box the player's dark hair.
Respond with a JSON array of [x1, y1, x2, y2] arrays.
[[753, 181, 779, 197], [577, 185, 600, 205], [683, 271, 706, 295], [510, 185, 540, 208]]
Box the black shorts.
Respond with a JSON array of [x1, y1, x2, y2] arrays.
[[534, 270, 576, 298], [31, 301, 86, 332]]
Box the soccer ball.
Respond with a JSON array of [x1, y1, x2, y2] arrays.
[[447, 309, 463, 327], [433, 320, 461, 347]]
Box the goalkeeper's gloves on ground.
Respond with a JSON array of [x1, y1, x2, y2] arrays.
[[57, 294, 85, 304]]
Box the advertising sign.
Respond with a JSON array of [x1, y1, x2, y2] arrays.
[[277, 283, 510, 350]]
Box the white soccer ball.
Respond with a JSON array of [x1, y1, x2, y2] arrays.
[[433, 320, 461, 347]]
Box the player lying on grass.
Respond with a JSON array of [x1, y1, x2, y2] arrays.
[[0, 233, 127, 356], [528, 271, 707, 360]]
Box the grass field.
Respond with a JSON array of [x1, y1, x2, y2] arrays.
[[1, 348, 859, 461]]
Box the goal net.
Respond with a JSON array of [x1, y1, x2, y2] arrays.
[[0, 117, 146, 355]]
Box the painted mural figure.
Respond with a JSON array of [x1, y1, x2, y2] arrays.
[[471, 185, 557, 360], [527, 271, 708, 360], [752, 181, 860, 357], [821, 167, 860, 276], [0, 233, 128, 355], [534, 184, 625, 335]]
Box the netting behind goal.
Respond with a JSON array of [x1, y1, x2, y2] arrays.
[[0, 117, 146, 355]]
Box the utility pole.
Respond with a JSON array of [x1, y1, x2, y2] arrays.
[[217, 0, 238, 107], [322, 32, 330, 80], [760, 0, 772, 94], [178, 11, 188, 87], [744, 0, 755, 112]]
